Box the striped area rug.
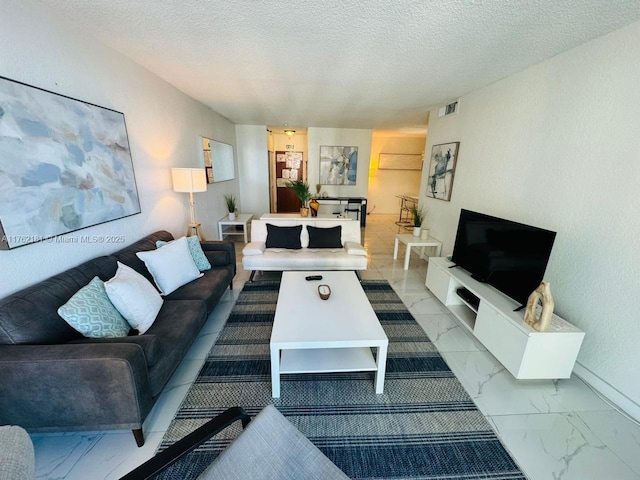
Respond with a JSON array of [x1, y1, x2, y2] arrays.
[[156, 280, 525, 479]]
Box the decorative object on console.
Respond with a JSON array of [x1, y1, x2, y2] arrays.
[[318, 284, 331, 300], [172, 168, 207, 240], [524, 281, 555, 332], [309, 197, 320, 217], [223, 194, 237, 220], [0, 76, 141, 250], [285, 179, 312, 217], [426, 142, 460, 201], [319, 145, 358, 185]]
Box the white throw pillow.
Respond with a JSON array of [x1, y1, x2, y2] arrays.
[[136, 236, 203, 295], [104, 262, 163, 334]]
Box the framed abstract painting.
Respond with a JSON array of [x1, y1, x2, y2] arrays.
[[426, 142, 460, 201], [319, 145, 358, 185], [0, 76, 140, 249]]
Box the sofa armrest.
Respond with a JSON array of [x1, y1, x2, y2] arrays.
[[344, 241, 367, 256], [201, 241, 236, 271], [0, 343, 153, 430], [242, 242, 266, 256]]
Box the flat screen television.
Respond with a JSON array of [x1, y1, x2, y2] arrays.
[[451, 209, 556, 307]]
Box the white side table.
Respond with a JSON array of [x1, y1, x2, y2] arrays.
[[218, 213, 253, 243], [393, 233, 442, 270]]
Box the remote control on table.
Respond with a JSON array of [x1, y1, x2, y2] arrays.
[[305, 275, 323, 281]]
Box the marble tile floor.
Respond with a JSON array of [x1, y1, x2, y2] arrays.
[[30, 214, 640, 479]]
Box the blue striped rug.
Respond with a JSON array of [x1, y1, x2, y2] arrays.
[[156, 280, 525, 479]]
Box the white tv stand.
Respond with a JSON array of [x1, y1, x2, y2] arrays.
[[425, 257, 584, 379]]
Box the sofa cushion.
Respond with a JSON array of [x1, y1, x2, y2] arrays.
[[265, 224, 302, 249], [165, 265, 234, 314], [137, 237, 203, 295], [68, 333, 162, 368], [0, 256, 117, 345], [307, 225, 343, 248], [143, 300, 208, 396], [58, 277, 131, 338], [104, 262, 163, 334], [112, 231, 174, 282], [156, 236, 211, 271]]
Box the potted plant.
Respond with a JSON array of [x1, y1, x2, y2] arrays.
[[224, 194, 237, 220], [286, 179, 312, 217], [411, 205, 426, 237]]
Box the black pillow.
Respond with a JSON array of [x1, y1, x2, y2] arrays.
[[307, 225, 343, 248], [265, 224, 302, 249]]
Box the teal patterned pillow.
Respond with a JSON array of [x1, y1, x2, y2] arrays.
[[58, 277, 131, 338], [156, 236, 211, 271]]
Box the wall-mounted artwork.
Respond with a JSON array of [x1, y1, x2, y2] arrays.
[[378, 153, 423, 170], [0, 76, 140, 249], [319, 145, 358, 185], [426, 142, 460, 201]]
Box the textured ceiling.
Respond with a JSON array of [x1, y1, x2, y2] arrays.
[[37, 0, 640, 131]]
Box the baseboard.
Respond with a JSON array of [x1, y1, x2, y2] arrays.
[[573, 362, 640, 423]]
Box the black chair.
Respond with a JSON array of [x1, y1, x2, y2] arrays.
[[120, 405, 348, 480], [344, 198, 361, 221]]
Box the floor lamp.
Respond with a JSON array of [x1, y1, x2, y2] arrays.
[[171, 168, 207, 240]]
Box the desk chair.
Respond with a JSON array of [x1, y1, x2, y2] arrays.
[[120, 405, 349, 480], [344, 198, 361, 221]]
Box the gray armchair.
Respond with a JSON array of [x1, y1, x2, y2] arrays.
[[121, 405, 349, 479], [0, 425, 35, 480]]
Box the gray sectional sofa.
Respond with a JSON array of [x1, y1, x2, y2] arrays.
[[0, 231, 235, 447]]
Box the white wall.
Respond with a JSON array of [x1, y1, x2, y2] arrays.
[[369, 135, 425, 214], [307, 127, 372, 198], [420, 20, 640, 416], [0, 0, 238, 297], [236, 125, 270, 218]]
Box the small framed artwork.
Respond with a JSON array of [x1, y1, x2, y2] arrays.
[[426, 142, 460, 201]]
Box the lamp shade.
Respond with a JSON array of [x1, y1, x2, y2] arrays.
[[171, 168, 207, 193]]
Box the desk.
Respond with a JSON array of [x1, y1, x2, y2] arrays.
[[315, 197, 367, 226], [393, 233, 442, 270], [218, 213, 253, 243]]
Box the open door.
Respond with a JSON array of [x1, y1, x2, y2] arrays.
[[274, 151, 304, 213]]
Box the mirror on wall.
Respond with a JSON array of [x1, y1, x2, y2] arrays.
[[201, 137, 235, 183]]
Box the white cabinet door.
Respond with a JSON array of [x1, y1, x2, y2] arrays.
[[425, 262, 451, 305], [474, 302, 528, 378]]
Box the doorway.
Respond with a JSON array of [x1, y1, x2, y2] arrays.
[[267, 129, 308, 213]]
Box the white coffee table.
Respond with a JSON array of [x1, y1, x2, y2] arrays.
[[269, 271, 388, 398], [393, 233, 443, 270]]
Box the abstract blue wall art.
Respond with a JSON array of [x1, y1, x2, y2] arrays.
[[0, 76, 140, 249], [426, 142, 460, 201], [319, 145, 358, 185]]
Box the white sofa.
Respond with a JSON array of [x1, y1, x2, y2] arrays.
[[242, 218, 367, 280]]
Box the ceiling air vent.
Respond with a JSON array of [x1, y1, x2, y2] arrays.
[[438, 100, 459, 117]]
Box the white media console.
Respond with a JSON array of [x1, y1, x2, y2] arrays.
[[426, 257, 585, 379]]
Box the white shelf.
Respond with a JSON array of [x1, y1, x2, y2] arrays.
[[279, 347, 378, 374], [448, 304, 476, 332], [426, 257, 585, 379]]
